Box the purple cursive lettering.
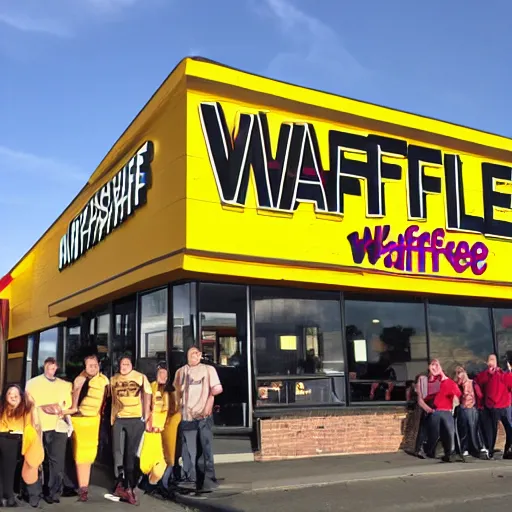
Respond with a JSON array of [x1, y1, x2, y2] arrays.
[[347, 225, 488, 276]]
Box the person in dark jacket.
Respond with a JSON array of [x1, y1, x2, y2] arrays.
[[474, 354, 512, 459]]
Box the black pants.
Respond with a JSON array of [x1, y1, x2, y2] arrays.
[[415, 409, 430, 453], [43, 431, 68, 500], [0, 433, 22, 500], [426, 410, 455, 457], [112, 418, 145, 489], [457, 407, 481, 455], [486, 407, 512, 455], [181, 416, 216, 491]]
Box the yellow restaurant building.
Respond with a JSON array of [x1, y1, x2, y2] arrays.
[[2, 57, 512, 461]]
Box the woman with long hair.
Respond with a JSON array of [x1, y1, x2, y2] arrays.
[[0, 384, 44, 507]]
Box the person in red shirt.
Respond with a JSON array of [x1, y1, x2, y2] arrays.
[[474, 354, 512, 459], [424, 360, 461, 462]]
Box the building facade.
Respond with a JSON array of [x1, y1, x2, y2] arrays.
[[2, 57, 512, 461]]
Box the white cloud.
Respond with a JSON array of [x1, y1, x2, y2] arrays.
[[0, 145, 87, 183], [255, 0, 370, 93], [0, 12, 71, 37], [0, 0, 143, 37]]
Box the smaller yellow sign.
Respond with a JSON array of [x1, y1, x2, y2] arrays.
[[280, 335, 297, 351]]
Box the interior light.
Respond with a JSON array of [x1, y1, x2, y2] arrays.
[[372, 319, 380, 324]]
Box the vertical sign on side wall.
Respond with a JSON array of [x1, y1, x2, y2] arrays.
[[58, 141, 154, 271]]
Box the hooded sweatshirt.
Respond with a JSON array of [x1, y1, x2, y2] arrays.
[[475, 368, 512, 409]]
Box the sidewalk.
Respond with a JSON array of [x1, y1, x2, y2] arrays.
[[175, 451, 512, 510]]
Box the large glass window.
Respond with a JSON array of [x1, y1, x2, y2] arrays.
[[253, 287, 344, 406], [139, 288, 168, 381], [428, 303, 493, 377], [63, 321, 82, 381], [25, 335, 34, 382], [199, 283, 249, 426], [494, 308, 512, 367], [171, 283, 197, 373], [86, 311, 111, 377], [37, 327, 60, 373], [140, 288, 168, 359], [345, 298, 428, 402], [112, 298, 136, 371]]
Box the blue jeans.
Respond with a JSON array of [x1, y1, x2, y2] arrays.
[[457, 407, 481, 454], [181, 416, 216, 491], [426, 410, 455, 457]]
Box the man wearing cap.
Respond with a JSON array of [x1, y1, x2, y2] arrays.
[[174, 346, 223, 493], [25, 357, 73, 504]]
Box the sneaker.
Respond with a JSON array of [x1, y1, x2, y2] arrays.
[[178, 479, 197, 491], [441, 453, 456, 463], [113, 482, 126, 499], [125, 488, 139, 506], [462, 451, 469, 456], [416, 448, 427, 459], [5, 497, 17, 508], [78, 488, 89, 503]]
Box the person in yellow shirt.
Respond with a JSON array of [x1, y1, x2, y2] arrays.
[[139, 362, 181, 494], [110, 355, 152, 505], [25, 357, 73, 505], [0, 384, 44, 508], [61, 354, 109, 503]]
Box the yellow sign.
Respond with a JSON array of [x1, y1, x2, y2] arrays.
[[187, 91, 512, 296], [296, 382, 312, 396]]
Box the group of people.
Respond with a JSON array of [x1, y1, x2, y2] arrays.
[[414, 354, 512, 462], [0, 345, 222, 507]]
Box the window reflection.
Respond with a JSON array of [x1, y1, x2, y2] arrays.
[[140, 289, 168, 359], [345, 299, 428, 402], [37, 327, 59, 373], [428, 303, 492, 377], [63, 321, 82, 381], [171, 284, 196, 373], [25, 335, 34, 382], [495, 308, 512, 368], [253, 287, 343, 376], [252, 287, 344, 406], [112, 299, 136, 371], [139, 289, 168, 381]]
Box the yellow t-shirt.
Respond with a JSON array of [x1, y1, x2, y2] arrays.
[[25, 375, 72, 432], [110, 370, 152, 424], [0, 411, 30, 433], [76, 372, 110, 417], [150, 381, 170, 430]]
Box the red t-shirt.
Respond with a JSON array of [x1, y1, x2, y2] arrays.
[[475, 368, 512, 409], [433, 378, 461, 411]]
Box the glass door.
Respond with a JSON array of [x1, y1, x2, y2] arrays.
[[112, 297, 136, 373], [198, 283, 250, 428]]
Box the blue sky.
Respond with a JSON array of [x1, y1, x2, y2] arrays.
[[2, 0, 512, 276]]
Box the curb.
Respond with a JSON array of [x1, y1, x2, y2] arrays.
[[172, 459, 512, 511]]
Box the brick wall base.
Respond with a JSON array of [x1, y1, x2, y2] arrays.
[[255, 408, 507, 462]]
